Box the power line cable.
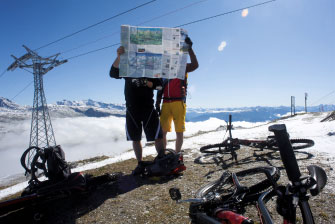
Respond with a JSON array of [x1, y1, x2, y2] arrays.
[[60, 0, 210, 55], [11, 81, 33, 101], [22, 68, 34, 74], [311, 90, 335, 106], [66, 43, 120, 60], [138, 0, 210, 26], [0, 69, 7, 79], [6, 68, 34, 101], [9, 0, 277, 101], [61, 32, 119, 55], [35, 0, 157, 51], [64, 0, 277, 61], [175, 0, 276, 27]]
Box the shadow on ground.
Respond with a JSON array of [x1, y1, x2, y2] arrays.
[[0, 173, 180, 224], [194, 148, 314, 177]]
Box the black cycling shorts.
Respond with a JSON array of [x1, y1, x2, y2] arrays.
[[126, 106, 163, 142]]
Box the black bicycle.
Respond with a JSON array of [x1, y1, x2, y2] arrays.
[[198, 115, 314, 164], [1, 145, 122, 221], [200, 136, 314, 153], [20, 146, 41, 176], [170, 166, 280, 224], [257, 124, 327, 224], [200, 115, 242, 162], [170, 124, 327, 224]]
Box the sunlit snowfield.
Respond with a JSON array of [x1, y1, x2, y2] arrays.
[[0, 112, 334, 198]]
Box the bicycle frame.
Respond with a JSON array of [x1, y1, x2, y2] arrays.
[[260, 124, 327, 224], [257, 186, 315, 224], [169, 166, 280, 223], [186, 124, 325, 224], [199, 115, 314, 164]]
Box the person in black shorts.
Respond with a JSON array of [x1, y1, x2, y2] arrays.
[[110, 46, 165, 175]]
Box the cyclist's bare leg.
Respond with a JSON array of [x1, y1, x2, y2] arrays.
[[155, 138, 165, 157], [176, 132, 184, 153], [132, 141, 142, 161], [162, 131, 168, 149]]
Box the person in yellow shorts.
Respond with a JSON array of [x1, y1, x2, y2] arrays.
[[160, 100, 186, 132], [156, 36, 199, 153]]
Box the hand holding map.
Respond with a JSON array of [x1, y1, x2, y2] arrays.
[[119, 25, 189, 80]]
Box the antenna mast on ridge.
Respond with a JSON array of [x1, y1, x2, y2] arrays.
[[7, 45, 67, 149]]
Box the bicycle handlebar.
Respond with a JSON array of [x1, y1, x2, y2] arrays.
[[268, 124, 317, 224], [268, 124, 301, 183]]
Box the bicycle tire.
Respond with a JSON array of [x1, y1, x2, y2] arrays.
[[195, 167, 280, 199], [238, 139, 271, 149], [263, 138, 315, 151], [20, 146, 43, 174], [299, 200, 315, 224], [30, 149, 48, 184], [290, 139, 315, 150], [194, 153, 228, 165], [200, 142, 240, 154]]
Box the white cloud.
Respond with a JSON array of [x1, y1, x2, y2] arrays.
[[0, 116, 130, 179], [242, 9, 249, 17], [218, 41, 227, 51], [2, 112, 335, 199]]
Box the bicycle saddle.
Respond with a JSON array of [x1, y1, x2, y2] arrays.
[[307, 165, 327, 196]]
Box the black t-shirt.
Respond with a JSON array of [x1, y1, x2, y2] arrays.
[[110, 66, 161, 108]]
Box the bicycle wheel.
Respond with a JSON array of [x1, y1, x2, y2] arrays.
[[239, 138, 314, 151], [238, 139, 271, 149], [20, 146, 43, 174], [200, 143, 228, 154], [200, 142, 240, 154], [30, 150, 48, 184], [195, 167, 280, 199], [290, 139, 314, 150], [194, 153, 224, 165]]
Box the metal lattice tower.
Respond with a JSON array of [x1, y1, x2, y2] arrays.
[[7, 45, 67, 148]]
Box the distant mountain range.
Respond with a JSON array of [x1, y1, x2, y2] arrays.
[[0, 98, 126, 122], [1, 97, 334, 122], [186, 106, 334, 122]]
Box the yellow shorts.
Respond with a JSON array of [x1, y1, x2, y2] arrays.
[[160, 101, 186, 132]]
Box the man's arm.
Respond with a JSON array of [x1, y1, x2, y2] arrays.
[[185, 37, 199, 73], [186, 47, 199, 73], [112, 46, 125, 68], [110, 46, 125, 79]]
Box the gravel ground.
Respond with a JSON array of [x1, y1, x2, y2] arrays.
[[1, 141, 334, 224]]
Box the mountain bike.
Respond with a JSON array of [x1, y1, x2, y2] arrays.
[[199, 115, 242, 162], [170, 166, 280, 224], [170, 124, 327, 223], [257, 124, 327, 224], [200, 136, 314, 153], [0, 172, 121, 220], [197, 115, 314, 164], [1, 145, 122, 221], [20, 146, 41, 176]]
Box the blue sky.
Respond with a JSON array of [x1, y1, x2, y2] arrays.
[[0, 0, 334, 108]]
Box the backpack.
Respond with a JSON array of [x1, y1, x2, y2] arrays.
[[43, 145, 71, 181], [143, 150, 186, 176], [156, 74, 188, 109]]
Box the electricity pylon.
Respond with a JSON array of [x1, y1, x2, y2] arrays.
[[7, 45, 67, 148]]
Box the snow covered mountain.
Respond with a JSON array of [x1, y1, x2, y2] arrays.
[[187, 105, 335, 122], [0, 98, 22, 110], [0, 97, 126, 121], [0, 108, 334, 200], [1, 97, 334, 122]]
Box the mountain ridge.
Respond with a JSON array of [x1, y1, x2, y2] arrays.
[[1, 97, 334, 122]]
